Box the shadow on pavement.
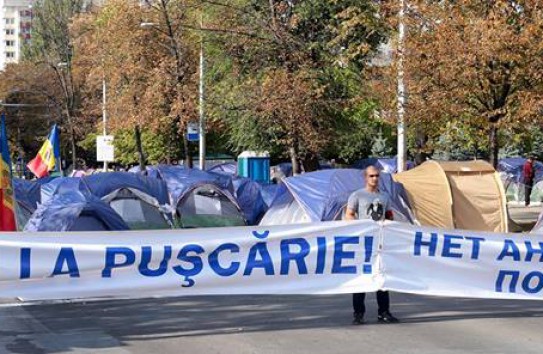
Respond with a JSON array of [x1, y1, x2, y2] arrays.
[[12, 293, 543, 353]]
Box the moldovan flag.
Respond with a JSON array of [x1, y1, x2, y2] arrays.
[[27, 124, 60, 178], [0, 113, 16, 231]]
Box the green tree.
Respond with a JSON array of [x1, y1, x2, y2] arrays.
[[392, 0, 543, 167], [24, 0, 89, 168], [73, 0, 200, 169], [207, 0, 388, 172]]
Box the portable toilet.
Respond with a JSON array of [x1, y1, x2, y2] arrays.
[[238, 151, 270, 184]]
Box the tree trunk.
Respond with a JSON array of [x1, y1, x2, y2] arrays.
[[414, 129, 429, 166], [134, 124, 146, 172], [488, 122, 499, 168], [289, 146, 301, 175], [69, 123, 77, 169], [182, 126, 192, 168]]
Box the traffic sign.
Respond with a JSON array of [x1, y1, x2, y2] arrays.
[[187, 122, 199, 141]]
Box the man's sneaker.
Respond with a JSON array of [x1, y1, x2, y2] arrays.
[[377, 311, 399, 324], [352, 313, 365, 325]]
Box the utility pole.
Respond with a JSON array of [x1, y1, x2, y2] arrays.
[[397, 0, 407, 173], [198, 15, 206, 171]]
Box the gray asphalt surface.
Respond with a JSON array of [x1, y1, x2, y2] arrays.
[[1, 293, 542, 354]]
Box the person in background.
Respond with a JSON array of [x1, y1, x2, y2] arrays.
[[345, 165, 399, 325], [523, 156, 535, 206]]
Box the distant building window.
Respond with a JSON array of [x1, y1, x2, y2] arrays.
[[5, 40, 15, 47], [5, 29, 14, 35], [6, 52, 15, 58], [4, 18, 15, 25]]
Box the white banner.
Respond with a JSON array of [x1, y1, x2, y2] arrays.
[[382, 223, 543, 300], [1, 221, 543, 303], [0, 221, 382, 302]]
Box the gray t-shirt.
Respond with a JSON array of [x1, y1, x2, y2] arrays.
[[347, 188, 391, 221]]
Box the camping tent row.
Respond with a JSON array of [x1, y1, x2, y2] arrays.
[[15, 161, 510, 233], [14, 168, 258, 232]]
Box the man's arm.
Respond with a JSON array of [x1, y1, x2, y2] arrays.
[[345, 193, 358, 220], [345, 207, 356, 220]]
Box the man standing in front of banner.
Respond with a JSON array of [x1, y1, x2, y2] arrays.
[[345, 165, 399, 325]]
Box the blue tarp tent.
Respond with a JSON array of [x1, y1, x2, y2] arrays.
[[128, 165, 162, 179], [25, 191, 130, 232], [231, 177, 267, 225], [207, 164, 269, 225], [498, 157, 543, 183], [84, 172, 170, 203], [207, 162, 237, 176], [40, 177, 90, 204], [13, 178, 41, 230], [352, 157, 414, 174], [12, 177, 57, 230], [154, 165, 234, 204], [498, 157, 543, 203], [13, 178, 42, 210], [261, 183, 280, 207], [153, 166, 245, 228], [259, 169, 414, 226], [270, 162, 293, 183], [83, 172, 173, 229]]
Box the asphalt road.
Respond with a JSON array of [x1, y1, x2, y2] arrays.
[[1, 293, 542, 354]]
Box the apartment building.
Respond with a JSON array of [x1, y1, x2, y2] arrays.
[[0, 0, 33, 71]]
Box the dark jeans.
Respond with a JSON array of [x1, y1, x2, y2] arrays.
[[525, 182, 533, 206], [353, 291, 390, 316]]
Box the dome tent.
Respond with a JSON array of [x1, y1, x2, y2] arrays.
[[207, 165, 267, 225], [40, 177, 91, 205], [83, 172, 173, 230], [231, 176, 267, 225], [155, 165, 246, 228], [12, 178, 44, 230], [259, 169, 415, 226], [25, 191, 130, 232], [394, 160, 508, 232]]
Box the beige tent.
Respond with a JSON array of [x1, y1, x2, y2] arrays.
[[393, 160, 508, 232]]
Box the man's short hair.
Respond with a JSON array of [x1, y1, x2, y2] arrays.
[[364, 165, 379, 175]]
